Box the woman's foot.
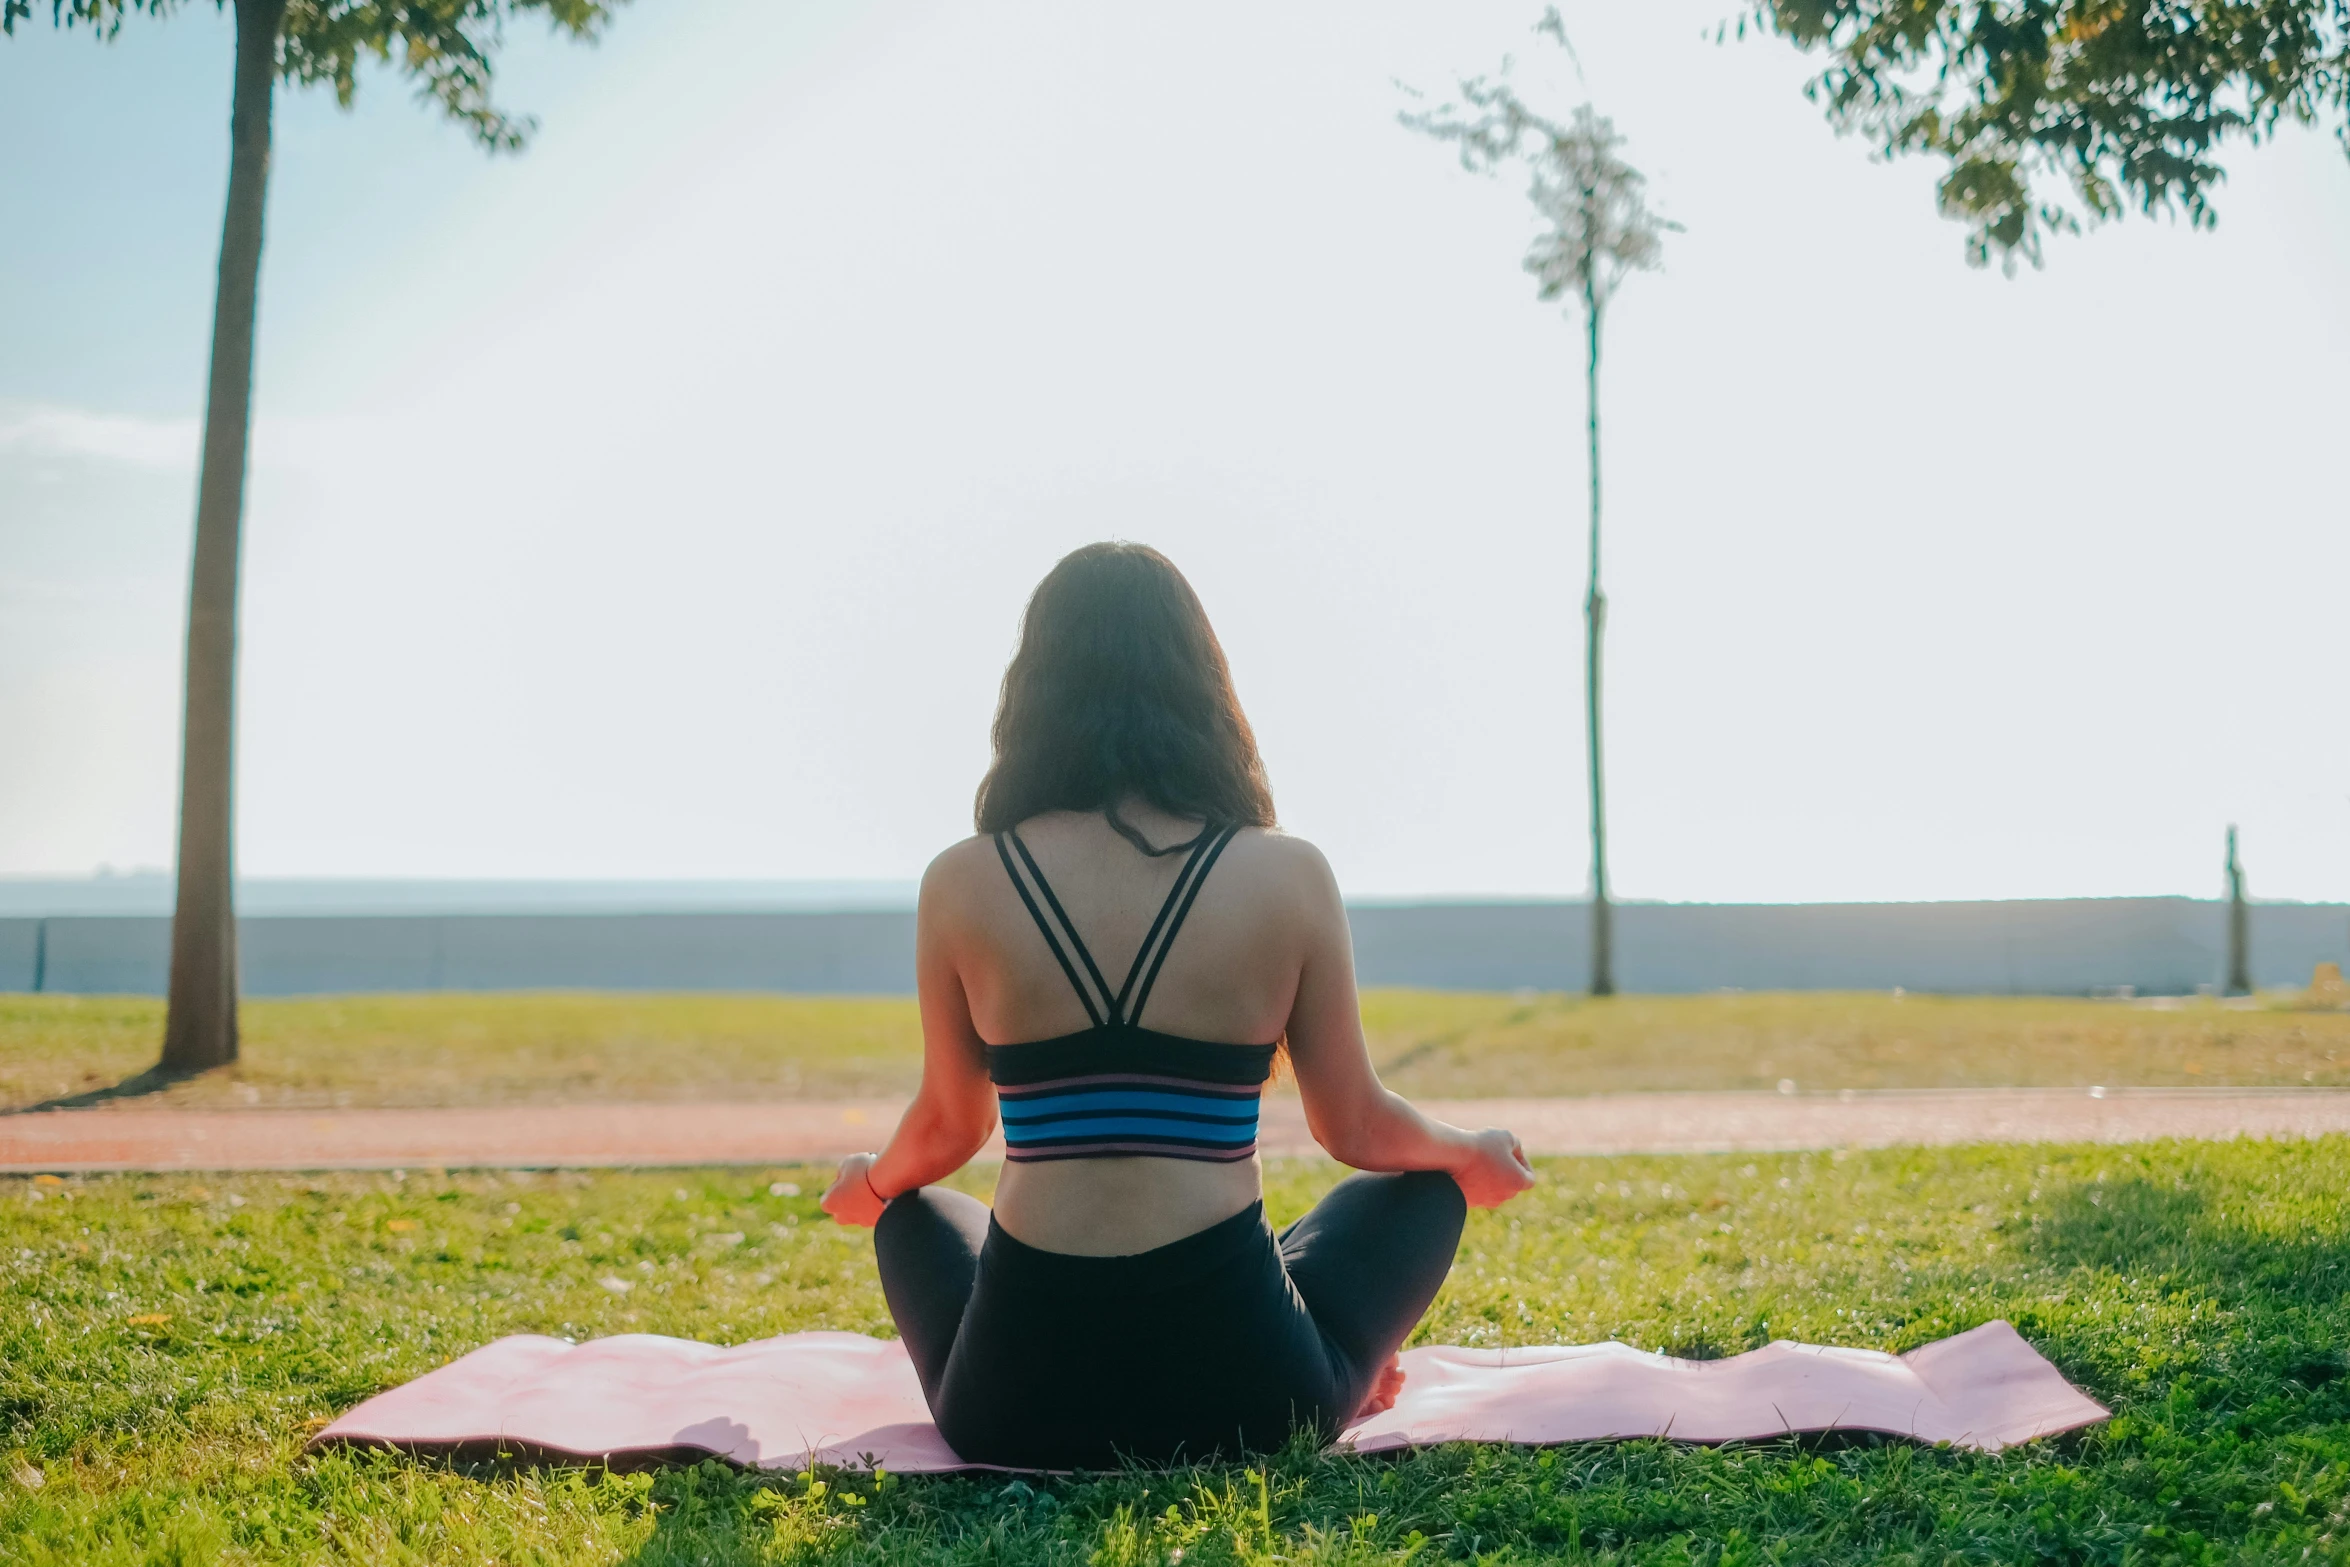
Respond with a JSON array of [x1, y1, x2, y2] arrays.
[[1355, 1354, 1407, 1418]]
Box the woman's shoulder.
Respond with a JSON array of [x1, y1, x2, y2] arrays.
[[920, 834, 1003, 901], [1228, 824, 1326, 869], [1219, 826, 1341, 910]]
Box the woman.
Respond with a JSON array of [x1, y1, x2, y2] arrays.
[[821, 541, 1535, 1469]]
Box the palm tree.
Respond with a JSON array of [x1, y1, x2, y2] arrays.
[[1403, 28, 1676, 996]]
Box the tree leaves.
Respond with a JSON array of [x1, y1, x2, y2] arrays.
[[1740, 0, 2350, 266], [1399, 42, 1678, 319], [3, 0, 623, 153]]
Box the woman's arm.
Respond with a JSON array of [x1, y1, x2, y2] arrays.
[[1281, 842, 1535, 1209], [821, 854, 998, 1226]]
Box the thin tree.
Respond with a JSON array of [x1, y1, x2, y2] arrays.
[[5, 0, 624, 1072], [2225, 825, 2252, 997], [1403, 17, 1676, 997]]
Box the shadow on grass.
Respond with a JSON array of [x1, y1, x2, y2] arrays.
[[614, 1459, 1070, 1567], [617, 1462, 787, 1566], [0, 1062, 205, 1116], [2019, 1163, 2350, 1396], [2031, 1173, 2209, 1273], [2029, 1170, 2350, 1302]]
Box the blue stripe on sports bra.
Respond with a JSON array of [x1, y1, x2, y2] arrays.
[[1014, 1123, 1254, 1147]]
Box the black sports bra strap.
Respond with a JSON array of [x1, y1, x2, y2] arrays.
[[1127, 825, 1239, 1028], [994, 832, 1105, 1027], [1108, 825, 1221, 1023], [1005, 829, 1123, 1017]]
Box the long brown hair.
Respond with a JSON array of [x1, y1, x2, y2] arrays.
[[975, 543, 1275, 847]]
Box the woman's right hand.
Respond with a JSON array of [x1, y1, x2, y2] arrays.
[[1449, 1127, 1536, 1208]]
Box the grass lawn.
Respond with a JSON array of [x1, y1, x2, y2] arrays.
[[6, 990, 2349, 1111], [6, 1138, 2350, 1563]]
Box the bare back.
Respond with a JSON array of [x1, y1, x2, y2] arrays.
[[920, 803, 1325, 1253]]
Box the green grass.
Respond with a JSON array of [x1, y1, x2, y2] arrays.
[[7, 1139, 2350, 1563], [1354, 990, 2350, 1098], [0, 994, 926, 1110], [7, 990, 2349, 1111]]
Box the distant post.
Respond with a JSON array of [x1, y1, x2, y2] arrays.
[[2224, 825, 2251, 997]]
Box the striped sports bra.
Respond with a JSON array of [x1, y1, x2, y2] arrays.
[[988, 822, 1277, 1164]]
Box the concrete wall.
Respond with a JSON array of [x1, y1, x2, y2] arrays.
[[1347, 898, 2347, 994], [2, 898, 2343, 997], [0, 911, 918, 998]]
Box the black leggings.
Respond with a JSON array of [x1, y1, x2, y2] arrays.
[[873, 1171, 1465, 1469]]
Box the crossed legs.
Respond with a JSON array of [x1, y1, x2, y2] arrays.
[[873, 1169, 1464, 1421], [1276, 1169, 1466, 1412]]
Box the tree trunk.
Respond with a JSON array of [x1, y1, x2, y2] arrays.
[[160, 0, 283, 1074], [1583, 273, 1614, 998], [2225, 824, 2251, 997]]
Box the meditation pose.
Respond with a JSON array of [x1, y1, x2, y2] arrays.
[[821, 542, 1536, 1468]]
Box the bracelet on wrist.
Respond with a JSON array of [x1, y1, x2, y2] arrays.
[[861, 1165, 891, 1206]]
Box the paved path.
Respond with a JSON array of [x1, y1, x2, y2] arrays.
[[7, 1088, 2350, 1173]]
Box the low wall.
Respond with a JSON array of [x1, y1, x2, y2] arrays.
[[0, 911, 917, 998], [1345, 898, 2348, 994], [2, 898, 2342, 997]]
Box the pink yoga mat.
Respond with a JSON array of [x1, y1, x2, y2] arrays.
[[314, 1319, 2104, 1470]]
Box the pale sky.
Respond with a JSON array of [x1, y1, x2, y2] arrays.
[[3, 0, 2346, 903]]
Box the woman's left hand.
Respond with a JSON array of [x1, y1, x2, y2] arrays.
[[820, 1153, 890, 1227]]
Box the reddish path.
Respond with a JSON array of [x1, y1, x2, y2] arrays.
[[6, 1088, 2350, 1173]]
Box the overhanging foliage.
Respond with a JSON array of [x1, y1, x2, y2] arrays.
[[1742, 0, 2350, 264], [3, 0, 619, 149]]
